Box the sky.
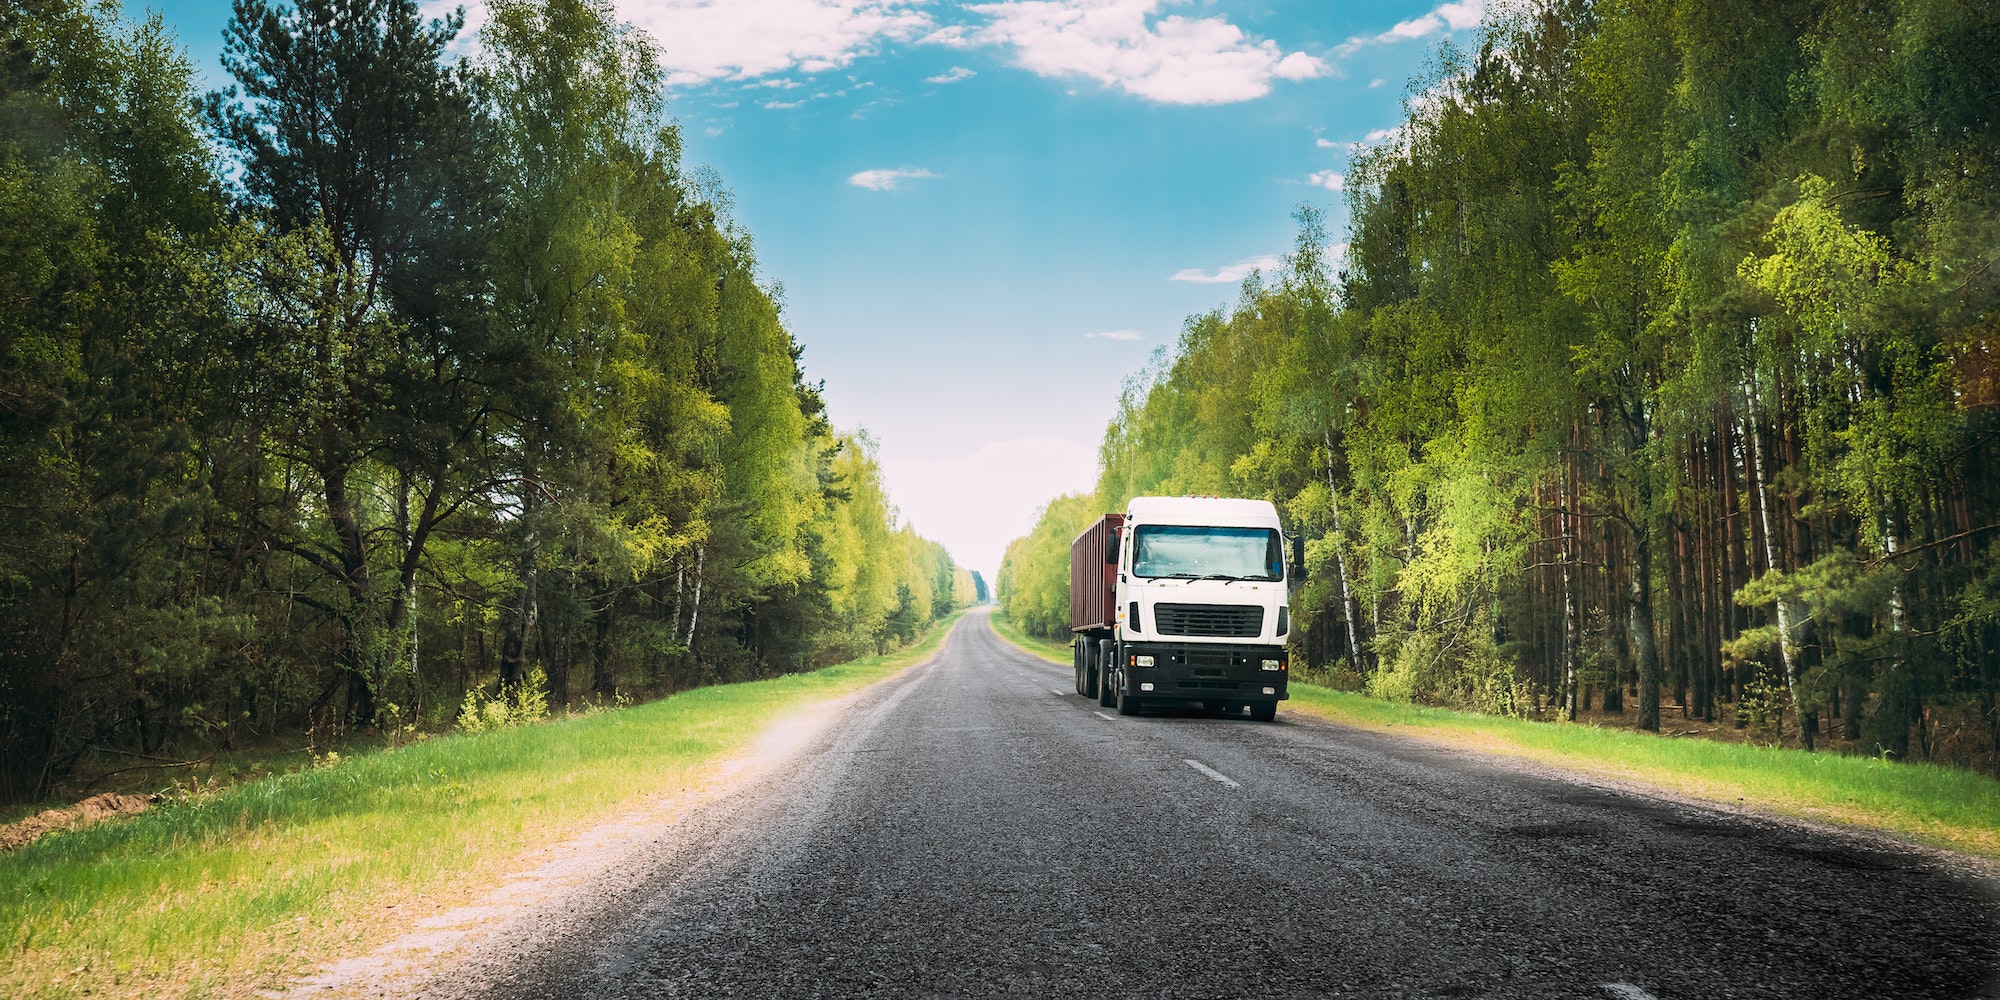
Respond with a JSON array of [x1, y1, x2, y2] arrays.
[[147, 0, 1487, 586]]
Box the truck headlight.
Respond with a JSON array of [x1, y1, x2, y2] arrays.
[[1261, 659, 1282, 671], [1133, 655, 1155, 668]]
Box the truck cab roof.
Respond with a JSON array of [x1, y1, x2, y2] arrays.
[[1125, 496, 1281, 529]]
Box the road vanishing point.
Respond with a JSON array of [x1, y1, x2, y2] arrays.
[[391, 610, 1997, 999]]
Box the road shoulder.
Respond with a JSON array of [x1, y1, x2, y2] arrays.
[[283, 617, 971, 999]]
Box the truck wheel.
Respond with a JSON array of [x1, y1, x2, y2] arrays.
[[1116, 679, 1143, 717], [1250, 702, 1277, 722], [1096, 640, 1118, 707], [1073, 642, 1086, 696]]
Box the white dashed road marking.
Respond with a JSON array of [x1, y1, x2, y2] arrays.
[[1602, 984, 1659, 1000], [1093, 711, 1115, 722], [1183, 759, 1241, 789]]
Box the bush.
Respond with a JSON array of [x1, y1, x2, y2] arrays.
[[456, 668, 551, 734]]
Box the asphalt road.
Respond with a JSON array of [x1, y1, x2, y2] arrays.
[[415, 609, 1998, 999]]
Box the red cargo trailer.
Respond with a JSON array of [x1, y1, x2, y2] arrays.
[[1069, 513, 1124, 633], [1068, 514, 1122, 700]]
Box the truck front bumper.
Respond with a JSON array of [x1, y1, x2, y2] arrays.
[[1119, 642, 1288, 702]]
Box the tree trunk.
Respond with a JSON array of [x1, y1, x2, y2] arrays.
[[1630, 537, 1663, 732], [682, 543, 706, 649], [323, 454, 376, 727], [501, 496, 539, 691], [1562, 434, 1581, 722], [592, 589, 618, 699], [1323, 427, 1367, 671], [1741, 381, 1803, 748], [1605, 527, 1627, 716], [1618, 402, 1660, 732]]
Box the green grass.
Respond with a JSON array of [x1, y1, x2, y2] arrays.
[[0, 612, 964, 1000], [982, 609, 2000, 861], [987, 610, 1070, 665], [1285, 685, 2000, 859]]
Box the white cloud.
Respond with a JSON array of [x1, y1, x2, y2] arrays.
[[922, 24, 975, 47], [877, 436, 1099, 581], [1315, 137, 1337, 148], [1335, 0, 1485, 57], [625, 0, 933, 85], [849, 166, 939, 190], [765, 99, 805, 109], [1170, 254, 1281, 284], [1368, 77, 1386, 89], [1307, 170, 1344, 191], [1343, 126, 1399, 152], [959, 0, 1326, 105], [1085, 329, 1144, 341], [927, 66, 978, 83]]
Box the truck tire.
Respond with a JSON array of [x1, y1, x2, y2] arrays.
[[1250, 702, 1277, 722], [1116, 677, 1143, 717], [1097, 640, 1118, 707], [1073, 641, 1086, 696]]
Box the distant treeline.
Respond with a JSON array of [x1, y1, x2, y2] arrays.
[[1002, 0, 1999, 769], [0, 0, 977, 800]]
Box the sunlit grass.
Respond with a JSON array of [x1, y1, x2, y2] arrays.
[[987, 612, 1069, 664], [983, 611, 2000, 860], [0, 611, 963, 1000], [1287, 685, 2000, 859]]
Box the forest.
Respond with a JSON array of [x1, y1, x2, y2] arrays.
[[1001, 0, 2000, 772], [0, 0, 977, 801]]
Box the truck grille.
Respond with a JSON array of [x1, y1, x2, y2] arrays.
[[1153, 604, 1264, 638]]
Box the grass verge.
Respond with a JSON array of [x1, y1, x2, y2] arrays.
[[1284, 685, 2000, 860], [987, 610, 1069, 665], [1, 611, 965, 1000], [982, 610, 2000, 861]]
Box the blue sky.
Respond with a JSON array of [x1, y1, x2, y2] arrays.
[[148, 0, 1484, 583]]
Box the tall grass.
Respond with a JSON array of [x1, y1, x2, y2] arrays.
[[983, 611, 2000, 860], [1, 612, 964, 999]]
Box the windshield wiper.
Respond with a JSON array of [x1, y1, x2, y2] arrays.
[[1199, 574, 1241, 585]]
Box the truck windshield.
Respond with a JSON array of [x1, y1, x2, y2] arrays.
[[1131, 525, 1282, 581]]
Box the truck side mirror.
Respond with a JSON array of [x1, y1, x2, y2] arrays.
[[1291, 534, 1306, 580]]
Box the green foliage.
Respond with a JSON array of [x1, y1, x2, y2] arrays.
[[455, 668, 552, 734], [1368, 610, 1530, 717], [1000, 0, 2000, 767], [996, 493, 1099, 639], [0, 0, 972, 800]]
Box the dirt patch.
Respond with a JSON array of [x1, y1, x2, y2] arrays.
[[0, 792, 157, 851]]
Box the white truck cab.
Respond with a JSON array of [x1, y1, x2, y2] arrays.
[[1072, 496, 1293, 720]]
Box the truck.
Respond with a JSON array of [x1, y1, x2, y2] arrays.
[[1070, 496, 1297, 720]]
